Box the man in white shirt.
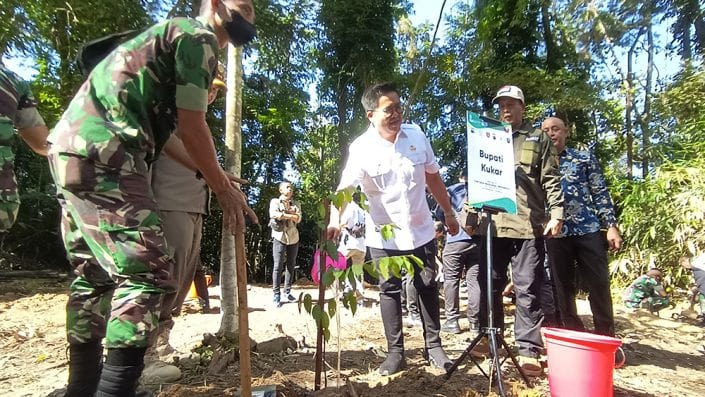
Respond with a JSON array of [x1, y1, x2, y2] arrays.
[[327, 82, 459, 376]]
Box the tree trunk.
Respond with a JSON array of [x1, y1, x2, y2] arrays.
[[541, 0, 560, 71], [336, 82, 349, 161], [690, 0, 705, 57], [624, 27, 644, 179], [218, 44, 244, 338], [625, 49, 634, 179], [639, 22, 654, 179], [191, 0, 201, 18]]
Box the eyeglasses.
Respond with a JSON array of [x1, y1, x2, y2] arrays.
[[369, 103, 404, 117]]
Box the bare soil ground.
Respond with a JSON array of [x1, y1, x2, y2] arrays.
[[1, 277, 704, 397]]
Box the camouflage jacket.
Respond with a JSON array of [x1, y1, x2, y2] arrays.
[[47, 17, 220, 175], [557, 148, 618, 237], [0, 66, 46, 201], [482, 121, 564, 239], [623, 274, 663, 303]]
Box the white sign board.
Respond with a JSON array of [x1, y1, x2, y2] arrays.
[[466, 111, 517, 214]]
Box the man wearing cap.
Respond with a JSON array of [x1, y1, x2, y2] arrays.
[[48, 1, 257, 396], [472, 85, 564, 376], [542, 116, 622, 336], [141, 66, 228, 383]]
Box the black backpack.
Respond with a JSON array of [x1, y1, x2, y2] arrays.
[[76, 30, 140, 78]]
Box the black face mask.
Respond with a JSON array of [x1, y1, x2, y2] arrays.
[[220, 4, 256, 46]]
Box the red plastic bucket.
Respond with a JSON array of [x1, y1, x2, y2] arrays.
[[543, 327, 623, 397]]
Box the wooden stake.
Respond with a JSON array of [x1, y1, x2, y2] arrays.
[[314, 199, 331, 390], [236, 226, 251, 397]]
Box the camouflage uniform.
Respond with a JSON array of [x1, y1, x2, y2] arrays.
[[47, 16, 220, 349], [0, 67, 46, 231], [623, 274, 670, 311]]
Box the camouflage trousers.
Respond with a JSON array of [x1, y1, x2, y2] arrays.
[[625, 296, 671, 312], [0, 166, 20, 232], [48, 152, 176, 349]]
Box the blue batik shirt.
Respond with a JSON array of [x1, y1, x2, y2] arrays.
[[558, 148, 618, 237]]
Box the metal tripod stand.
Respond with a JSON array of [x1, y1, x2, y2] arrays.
[[444, 208, 531, 396]]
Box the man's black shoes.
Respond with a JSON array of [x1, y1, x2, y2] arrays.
[[425, 347, 453, 372], [378, 352, 406, 376]]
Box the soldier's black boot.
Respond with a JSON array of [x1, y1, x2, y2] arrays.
[[95, 347, 149, 397], [64, 340, 103, 397]]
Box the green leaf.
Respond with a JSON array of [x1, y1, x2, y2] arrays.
[[351, 263, 364, 277], [320, 311, 330, 329], [346, 268, 357, 290], [324, 240, 338, 259], [333, 269, 346, 280], [341, 293, 350, 309], [318, 203, 325, 219], [303, 294, 313, 314], [407, 254, 423, 268], [322, 269, 336, 287], [380, 224, 398, 241], [311, 305, 322, 322], [349, 294, 358, 316], [327, 298, 337, 317], [377, 257, 391, 280], [388, 256, 402, 279], [358, 192, 369, 211], [323, 328, 331, 342], [297, 292, 304, 313], [363, 261, 379, 279]]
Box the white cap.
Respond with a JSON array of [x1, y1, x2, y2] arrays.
[[492, 85, 524, 104]]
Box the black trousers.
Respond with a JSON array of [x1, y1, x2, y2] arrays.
[[442, 237, 481, 323], [272, 240, 298, 296], [546, 231, 615, 336], [478, 237, 545, 358], [369, 239, 442, 354]]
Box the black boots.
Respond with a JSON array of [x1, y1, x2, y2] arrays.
[[64, 341, 103, 397], [95, 347, 148, 397]]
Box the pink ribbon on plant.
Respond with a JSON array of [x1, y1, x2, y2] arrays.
[[311, 249, 347, 284]]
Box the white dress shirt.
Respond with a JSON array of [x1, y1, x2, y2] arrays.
[[337, 123, 439, 250]]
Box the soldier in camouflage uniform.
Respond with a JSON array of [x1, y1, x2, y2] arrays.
[[0, 65, 49, 234], [47, 1, 257, 396], [542, 116, 623, 337], [471, 86, 564, 377], [623, 269, 670, 312]]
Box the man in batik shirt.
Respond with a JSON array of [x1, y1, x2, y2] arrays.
[[542, 116, 623, 337], [47, 1, 257, 396]]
